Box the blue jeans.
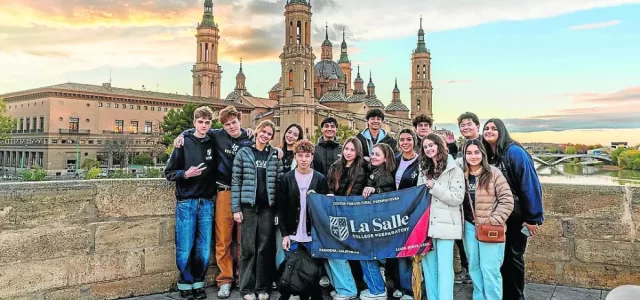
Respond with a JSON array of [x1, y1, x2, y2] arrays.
[[361, 260, 386, 295], [275, 230, 286, 269], [463, 221, 505, 300], [324, 259, 357, 297], [422, 238, 455, 300], [175, 198, 214, 290]]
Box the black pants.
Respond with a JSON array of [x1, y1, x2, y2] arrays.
[[240, 207, 276, 296], [455, 239, 468, 270], [501, 221, 528, 300]]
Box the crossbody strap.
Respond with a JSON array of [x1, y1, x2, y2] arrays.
[[465, 178, 477, 223]]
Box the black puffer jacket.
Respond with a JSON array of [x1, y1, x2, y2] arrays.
[[313, 137, 342, 176], [327, 162, 367, 196], [277, 170, 329, 237], [365, 165, 396, 195]]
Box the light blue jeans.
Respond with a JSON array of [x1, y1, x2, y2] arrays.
[[275, 230, 286, 269], [422, 238, 455, 300], [360, 260, 386, 295], [463, 221, 506, 300], [324, 259, 357, 297]]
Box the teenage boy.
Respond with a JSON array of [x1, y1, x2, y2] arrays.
[[457, 112, 481, 142], [412, 113, 458, 157], [174, 105, 254, 298], [277, 140, 329, 300], [313, 117, 342, 176], [165, 106, 217, 300], [356, 108, 398, 159]]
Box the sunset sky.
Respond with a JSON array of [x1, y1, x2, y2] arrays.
[[1, 0, 638, 145]]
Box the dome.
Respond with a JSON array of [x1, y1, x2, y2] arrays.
[[270, 82, 281, 92], [347, 92, 367, 103], [365, 96, 385, 108], [386, 102, 409, 111], [367, 81, 375, 88], [287, 0, 309, 6], [320, 90, 347, 103], [322, 39, 333, 47], [225, 90, 253, 101], [314, 60, 345, 80]]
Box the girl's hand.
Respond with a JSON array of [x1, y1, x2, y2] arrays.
[[362, 187, 375, 198], [233, 212, 243, 223], [425, 179, 435, 188], [282, 236, 291, 251]]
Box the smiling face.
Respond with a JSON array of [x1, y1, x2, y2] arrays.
[[415, 122, 431, 138], [322, 122, 337, 139], [459, 118, 479, 140], [398, 133, 415, 154], [193, 117, 212, 136], [295, 152, 313, 170], [256, 125, 274, 145], [367, 116, 383, 131], [223, 116, 241, 138], [342, 142, 357, 162], [284, 126, 300, 146], [483, 122, 499, 146], [465, 144, 483, 168], [370, 147, 386, 167], [422, 137, 439, 159]]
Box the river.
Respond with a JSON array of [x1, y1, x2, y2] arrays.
[[535, 163, 640, 186]]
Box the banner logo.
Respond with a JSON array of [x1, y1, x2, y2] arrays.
[[329, 216, 349, 241]]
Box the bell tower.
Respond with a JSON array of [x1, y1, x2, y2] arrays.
[[279, 0, 316, 139], [192, 0, 222, 99], [410, 17, 433, 118]]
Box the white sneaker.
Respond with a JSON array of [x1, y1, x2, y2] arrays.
[[399, 296, 414, 300], [320, 276, 331, 288], [392, 290, 403, 298], [289, 296, 300, 300], [333, 293, 356, 300], [330, 291, 337, 298], [359, 289, 387, 300]]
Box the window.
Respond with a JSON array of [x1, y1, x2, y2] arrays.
[[106, 103, 111, 108], [151, 107, 155, 111], [52, 139, 58, 144], [211, 82, 214, 96], [288, 70, 293, 88], [422, 65, 426, 79], [296, 21, 301, 45], [88, 140, 95, 144], [98, 102, 103, 107], [164, 107, 168, 112], [130, 105, 134, 109], [26, 118, 31, 131], [144, 122, 152, 134], [130, 121, 138, 134], [19, 118, 23, 130], [69, 118, 79, 132], [115, 103, 119, 108], [39, 117, 44, 130], [137, 105, 141, 110], [144, 106, 148, 110], [157, 106, 161, 111], [304, 70, 307, 89], [115, 120, 124, 133]]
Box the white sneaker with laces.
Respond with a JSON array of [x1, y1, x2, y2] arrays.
[[320, 276, 331, 288], [392, 290, 403, 298]]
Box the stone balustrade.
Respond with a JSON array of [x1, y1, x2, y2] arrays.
[[0, 180, 638, 299]]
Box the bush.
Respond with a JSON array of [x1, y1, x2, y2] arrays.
[[145, 168, 163, 178], [618, 150, 640, 171], [158, 153, 169, 164], [81, 158, 100, 169], [132, 153, 154, 166], [108, 169, 132, 178], [22, 166, 47, 181], [84, 167, 101, 180]]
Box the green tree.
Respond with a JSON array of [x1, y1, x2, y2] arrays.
[[611, 147, 627, 163], [564, 146, 577, 155], [81, 158, 100, 169], [22, 166, 47, 181], [311, 124, 359, 143], [618, 150, 640, 170], [161, 103, 197, 145], [84, 167, 101, 180], [0, 98, 17, 140], [132, 153, 154, 166]]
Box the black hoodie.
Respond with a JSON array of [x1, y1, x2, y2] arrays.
[[165, 134, 217, 199], [313, 137, 342, 176]]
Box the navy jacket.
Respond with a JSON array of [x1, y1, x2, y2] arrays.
[[183, 128, 254, 186], [165, 134, 217, 199], [491, 142, 544, 225], [394, 154, 420, 190], [277, 170, 329, 237]]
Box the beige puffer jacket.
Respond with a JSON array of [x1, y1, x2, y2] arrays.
[[468, 166, 514, 226]]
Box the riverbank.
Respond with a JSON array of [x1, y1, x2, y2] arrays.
[[602, 165, 622, 171]]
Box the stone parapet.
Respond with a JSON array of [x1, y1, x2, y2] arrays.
[[0, 180, 638, 298]]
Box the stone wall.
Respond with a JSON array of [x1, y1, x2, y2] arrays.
[[0, 180, 638, 299]]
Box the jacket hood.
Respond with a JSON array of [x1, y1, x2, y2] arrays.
[[360, 128, 388, 141], [443, 154, 459, 174]]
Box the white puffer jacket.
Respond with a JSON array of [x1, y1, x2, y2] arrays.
[[418, 154, 465, 240]]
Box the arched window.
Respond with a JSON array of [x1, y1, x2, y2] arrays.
[[296, 21, 302, 45], [210, 82, 214, 97], [416, 99, 421, 111], [211, 44, 215, 61], [416, 64, 420, 79], [205, 44, 209, 61], [304, 70, 307, 89], [199, 43, 203, 62], [289, 22, 293, 44], [422, 65, 426, 79], [199, 81, 203, 96], [288, 70, 293, 88]]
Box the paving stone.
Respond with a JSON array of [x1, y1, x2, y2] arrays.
[[454, 283, 473, 300], [525, 283, 556, 300], [601, 290, 609, 300], [552, 286, 602, 300]]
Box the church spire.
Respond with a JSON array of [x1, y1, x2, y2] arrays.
[[321, 22, 333, 60], [200, 0, 216, 28], [415, 16, 428, 53], [338, 27, 349, 63]]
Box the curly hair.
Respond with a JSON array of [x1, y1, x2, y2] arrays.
[[419, 133, 449, 180], [293, 139, 315, 154]]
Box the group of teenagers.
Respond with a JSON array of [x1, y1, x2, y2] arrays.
[[165, 105, 544, 300]]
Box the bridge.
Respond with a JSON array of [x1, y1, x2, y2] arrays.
[[531, 153, 613, 166]]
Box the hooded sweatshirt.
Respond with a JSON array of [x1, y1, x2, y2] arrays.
[[165, 134, 217, 199], [356, 128, 398, 158]]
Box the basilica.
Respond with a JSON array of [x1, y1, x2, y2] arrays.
[[192, 0, 434, 141]]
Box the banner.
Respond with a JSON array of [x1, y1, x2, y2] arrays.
[[307, 185, 432, 260]]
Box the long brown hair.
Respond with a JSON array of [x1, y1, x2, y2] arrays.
[[419, 133, 448, 179], [371, 143, 396, 175], [462, 139, 493, 191], [328, 137, 364, 193], [279, 123, 303, 149]]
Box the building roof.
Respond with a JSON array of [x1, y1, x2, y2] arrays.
[[319, 90, 347, 103], [385, 102, 410, 111], [314, 60, 346, 80], [270, 82, 281, 92], [225, 90, 253, 101], [365, 96, 385, 108], [241, 96, 278, 109], [287, 0, 309, 6], [1, 82, 252, 109], [347, 92, 367, 103]]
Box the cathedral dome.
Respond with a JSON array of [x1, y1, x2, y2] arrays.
[[320, 90, 347, 103], [314, 60, 345, 80], [225, 90, 252, 101], [322, 39, 333, 47], [270, 82, 281, 92], [347, 93, 367, 103], [385, 102, 410, 112], [365, 96, 385, 108]]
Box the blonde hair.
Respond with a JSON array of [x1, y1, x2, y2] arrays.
[[194, 106, 214, 120], [256, 120, 276, 140]]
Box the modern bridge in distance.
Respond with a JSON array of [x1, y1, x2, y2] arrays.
[[530, 153, 613, 166]]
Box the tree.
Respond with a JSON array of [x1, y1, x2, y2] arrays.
[[0, 98, 17, 141], [564, 146, 577, 155], [101, 134, 136, 168], [84, 167, 101, 180], [161, 103, 197, 145], [81, 158, 100, 169], [311, 124, 359, 143], [611, 147, 627, 163], [456, 135, 466, 147], [132, 153, 154, 166], [148, 143, 167, 165], [22, 166, 47, 181], [618, 150, 640, 170]]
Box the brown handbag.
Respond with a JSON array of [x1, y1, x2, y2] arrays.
[[467, 186, 505, 243]]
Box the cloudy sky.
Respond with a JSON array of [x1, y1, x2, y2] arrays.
[[1, 0, 639, 145]]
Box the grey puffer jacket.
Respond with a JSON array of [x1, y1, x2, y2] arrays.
[[231, 146, 283, 213]]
